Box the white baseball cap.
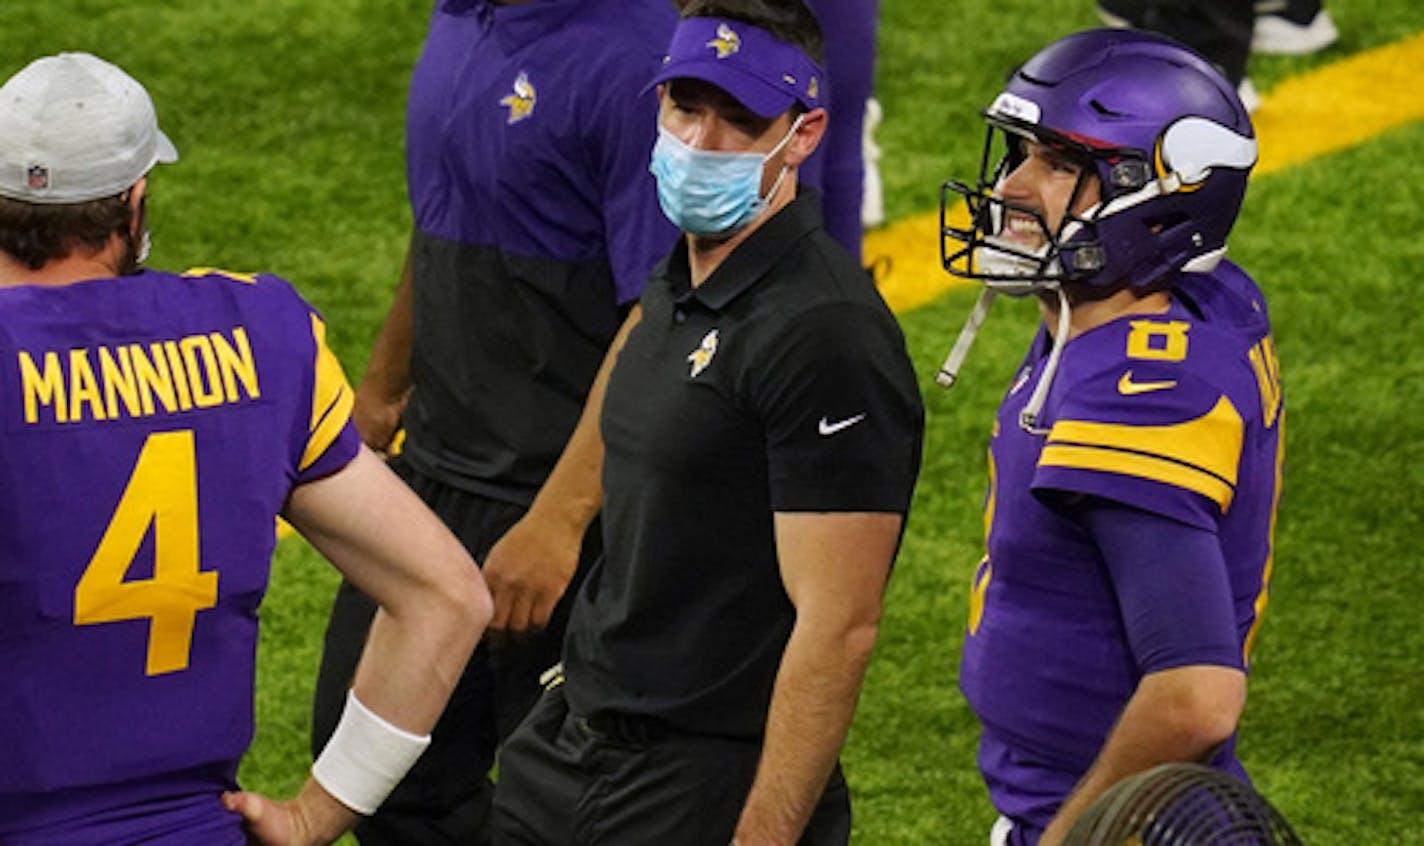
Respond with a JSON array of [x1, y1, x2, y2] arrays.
[[0, 52, 178, 204]]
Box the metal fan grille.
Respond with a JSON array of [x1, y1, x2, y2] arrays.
[[1064, 763, 1302, 845]]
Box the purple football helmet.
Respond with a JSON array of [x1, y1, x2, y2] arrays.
[[941, 28, 1257, 295]]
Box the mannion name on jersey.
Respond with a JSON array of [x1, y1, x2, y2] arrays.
[[16, 326, 261, 425]]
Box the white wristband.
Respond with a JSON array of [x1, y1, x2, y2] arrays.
[[311, 690, 432, 815]]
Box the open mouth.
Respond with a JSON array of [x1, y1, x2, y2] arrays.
[[996, 210, 1048, 248]]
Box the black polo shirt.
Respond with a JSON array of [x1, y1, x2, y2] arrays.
[[563, 190, 925, 739]]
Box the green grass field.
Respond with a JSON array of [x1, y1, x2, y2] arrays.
[[4, 1, 1421, 842]]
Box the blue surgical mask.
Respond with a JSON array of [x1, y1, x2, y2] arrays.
[[649, 116, 802, 237]]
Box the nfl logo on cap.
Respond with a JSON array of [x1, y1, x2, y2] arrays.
[[27, 165, 49, 191]]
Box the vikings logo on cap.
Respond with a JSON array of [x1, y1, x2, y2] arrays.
[[707, 23, 741, 59], [500, 72, 536, 125], [648, 16, 825, 120], [687, 329, 719, 378]]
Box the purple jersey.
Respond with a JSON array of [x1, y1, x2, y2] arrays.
[[399, 0, 677, 496], [0, 269, 360, 845], [801, 0, 879, 260], [959, 262, 1284, 834], [406, 0, 676, 303]]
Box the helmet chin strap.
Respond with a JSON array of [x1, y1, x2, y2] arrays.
[[935, 287, 998, 389], [934, 282, 1070, 437], [1019, 284, 1071, 435]]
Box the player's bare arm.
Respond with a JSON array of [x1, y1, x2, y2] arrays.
[[224, 447, 492, 842]]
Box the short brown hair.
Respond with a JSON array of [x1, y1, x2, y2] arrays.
[[0, 194, 131, 269], [680, 0, 825, 65]]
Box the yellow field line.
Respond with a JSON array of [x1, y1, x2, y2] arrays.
[[1255, 30, 1424, 175], [867, 30, 1424, 315]]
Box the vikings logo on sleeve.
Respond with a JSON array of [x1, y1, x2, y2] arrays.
[[500, 71, 537, 124]]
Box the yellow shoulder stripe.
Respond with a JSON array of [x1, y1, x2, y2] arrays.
[[1041, 396, 1244, 511], [300, 313, 355, 472], [181, 267, 260, 284]]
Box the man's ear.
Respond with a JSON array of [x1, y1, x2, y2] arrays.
[[784, 107, 828, 167], [125, 177, 147, 213], [124, 177, 148, 235]]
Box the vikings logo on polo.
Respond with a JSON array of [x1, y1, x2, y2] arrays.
[[687, 329, 719, 378], [707, 23, 741, 59], [500, 72, 536, 124]]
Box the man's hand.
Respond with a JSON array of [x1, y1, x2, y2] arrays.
[[222, 781, 355, 846], [351, 379, 409, 454], [351, 236, 417, 454], [482, 512, 582, 636], [478, 306, 639, 638]]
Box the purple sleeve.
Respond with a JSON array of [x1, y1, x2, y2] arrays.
[[590, 42, 680, 304], [1035, 366, 1243, 533], [802, 0, 879, 261], [1080, 498, 1244, 673], [296, 420, 361, 484]]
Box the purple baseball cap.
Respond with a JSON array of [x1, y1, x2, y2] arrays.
[[646, 17, 825, 118]]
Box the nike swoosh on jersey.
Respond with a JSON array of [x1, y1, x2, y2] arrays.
[[818, 413, 867, 436], [1117, 371, 1178, 395]]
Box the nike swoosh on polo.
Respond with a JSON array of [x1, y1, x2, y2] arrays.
[[1117, 371, 1178, 396], [818, 413, 867, 436]]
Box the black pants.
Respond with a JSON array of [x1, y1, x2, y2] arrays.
[[311, 457, 597, 846], [1099, 0, 1253, 83], [492, 686, 853, 846]]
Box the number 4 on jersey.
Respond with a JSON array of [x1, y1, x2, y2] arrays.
[[74, 430, 218, 676]]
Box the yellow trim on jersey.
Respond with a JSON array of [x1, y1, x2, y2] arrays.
[[300, 313, 355, 472], [1244, 411, 1285, 665], [182, 267, 259, 285], [1041, 396, 1245, 511], [1248, 335, 1283, 428], [1039, 444, 1235, 509]]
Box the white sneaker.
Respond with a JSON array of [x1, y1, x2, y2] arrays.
[[1237, 77, 1261, 115], [1095, 2, 1134, 29], [1253, 8, 1339, 54], [861, 97, 885, 229]]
